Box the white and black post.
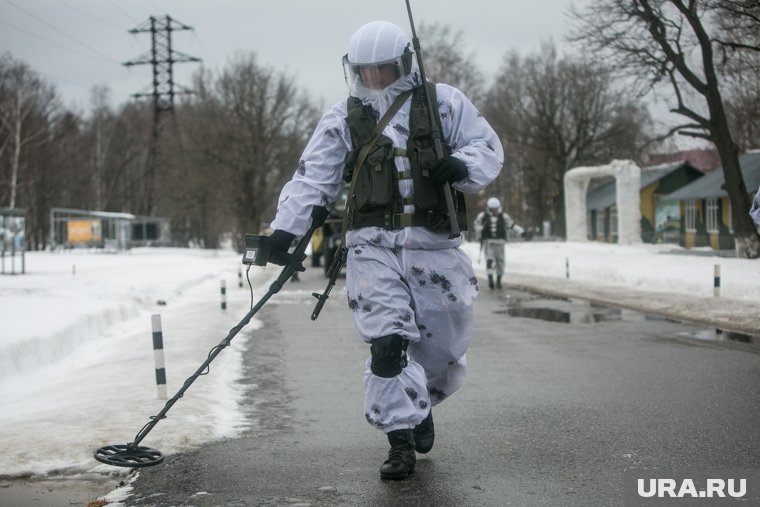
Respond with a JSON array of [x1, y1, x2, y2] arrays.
[[713, 264, 721, 297], [220, 280, 227, 310], [151, 314, 167, 400], [565, 257, 570, 279], [238, 268, 243, 288]]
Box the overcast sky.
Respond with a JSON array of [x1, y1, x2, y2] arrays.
[[0, 0, 576, 114]]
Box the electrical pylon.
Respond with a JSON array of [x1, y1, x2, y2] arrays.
[[124, 15, 200, 215]]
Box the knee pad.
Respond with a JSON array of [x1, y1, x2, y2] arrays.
[[370, 334, 408, 378]]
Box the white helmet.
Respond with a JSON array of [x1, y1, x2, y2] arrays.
[[487, 197, 501, 210], [343, 21, 415, 100]]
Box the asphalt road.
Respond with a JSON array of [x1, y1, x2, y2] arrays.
[[121, 266, 760, 507]]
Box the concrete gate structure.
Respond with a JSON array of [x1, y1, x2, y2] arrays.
[[564, 159, 642, 244]]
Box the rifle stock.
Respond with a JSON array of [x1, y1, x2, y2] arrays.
[[311, 245, 346, 320]]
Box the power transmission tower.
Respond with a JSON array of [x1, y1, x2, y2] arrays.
[[124, 15, 200, 215]]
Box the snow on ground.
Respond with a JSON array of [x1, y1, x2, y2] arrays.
[[0, 247, 277, 479], [0, 241, 758, 481], [462, 240, 760, 301]]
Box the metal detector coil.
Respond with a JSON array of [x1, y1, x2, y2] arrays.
[[94, 206, 328, 467], [95, 444, 164, 467]]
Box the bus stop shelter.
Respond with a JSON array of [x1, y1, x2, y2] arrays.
[[0, 207, 26, 274], [49, 208, 171, 250]]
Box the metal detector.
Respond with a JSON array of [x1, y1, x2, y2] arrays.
[[94, 206, 328, 467]]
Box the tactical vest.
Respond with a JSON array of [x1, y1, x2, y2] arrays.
[[481, 212, 508, 240], [344, 83, 468, 234]]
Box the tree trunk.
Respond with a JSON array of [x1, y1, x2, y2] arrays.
[[9, 91, 22, 208], [699, 22, 760, 258], [554, 182, 567, 239]]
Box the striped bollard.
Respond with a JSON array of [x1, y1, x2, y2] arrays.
[[713, 264, 721, 297], [238, 268, 243, 288], [151, 314, 167, 400], [221, 280, 227, 310], [565, 257, 570, 279]]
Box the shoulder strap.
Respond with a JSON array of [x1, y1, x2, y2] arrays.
[[340, 90, 413, 242]]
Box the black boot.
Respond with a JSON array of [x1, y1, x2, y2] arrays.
[[413, 411, 434, 454], [488, 274, 495, 289], [496, 275, 502, 289], [380, 429, 416, 480]]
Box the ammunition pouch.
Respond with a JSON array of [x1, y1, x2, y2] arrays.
[[344, 83, 468, 234]]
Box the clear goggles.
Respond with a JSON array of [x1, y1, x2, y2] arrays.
[[342, 49, 413, 90]]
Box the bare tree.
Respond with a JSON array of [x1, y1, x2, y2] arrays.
[[723, 58, 760, 154], [485, 42, 651, 236], [717, 2, 760, 154], [711, 0, 760, 61], [570, 0, 760, 258], [0, 53, 59, 209], [179, 54, 319, 245], [85, 85, 116, 210], [418, 22, 486, 105]]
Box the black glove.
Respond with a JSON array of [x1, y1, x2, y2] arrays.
[[431, 155, 468, 186], [269, 229, 295, 253]]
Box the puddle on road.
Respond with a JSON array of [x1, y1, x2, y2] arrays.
[[676, 328, 758, 346], [498, 288, 760, 348], [495, 290, 670, 325], [502, 305, 669, 324]]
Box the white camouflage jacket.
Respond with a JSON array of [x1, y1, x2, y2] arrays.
[[270, 74, 504, 250]]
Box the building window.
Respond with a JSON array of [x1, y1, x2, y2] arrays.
[[727, 200, 733, 233], [685, 199, 697, 232], [587, 211, 593, 239], [609, 206, 618, 236], [706, 198, 719, 233], [596, 210, 605, 239]]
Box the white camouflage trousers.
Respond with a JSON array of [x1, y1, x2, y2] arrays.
[[345, 244, 479, 433], [483, 238, 507, 277]]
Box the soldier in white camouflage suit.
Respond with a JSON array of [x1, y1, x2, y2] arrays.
[[266, 20, 503, 480], [473, 197, 525, 289]]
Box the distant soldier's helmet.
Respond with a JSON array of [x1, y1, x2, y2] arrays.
[[342, 21, 414, 100]]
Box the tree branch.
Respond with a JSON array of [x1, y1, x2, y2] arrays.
[[637, 0, 708, 94], [713, 39, 760, 53], [678, 130, 712, 140]]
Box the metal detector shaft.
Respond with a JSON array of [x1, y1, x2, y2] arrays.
[[405, 0, 461, 239], [114, 206, 328, 454], [129, 287, 276, 448]]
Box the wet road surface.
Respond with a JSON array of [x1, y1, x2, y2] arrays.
[[120, 267, 760, 506]]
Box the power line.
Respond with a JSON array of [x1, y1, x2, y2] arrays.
[[56, 0, 126, 31], [35, 68, 92, 90], [104, 0, 139, 23], [0, 18, 112, 63], [2, 0, 122, 65], [143, 0, 168, 16]]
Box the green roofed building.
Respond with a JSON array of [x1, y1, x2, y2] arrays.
[[585, 161, 704, 244], [664, 151, 760, 250]]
